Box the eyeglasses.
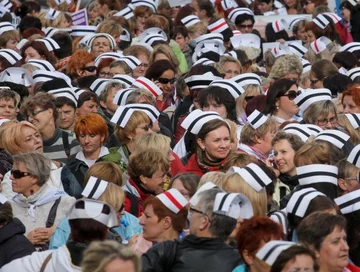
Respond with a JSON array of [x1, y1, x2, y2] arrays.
[[310, 78, 320, 86], [302, 0, 312, 5], [245, 96, 255, 102], [189, 206, 208, 216], [317, 116, 337, 126], [27, 108, 47, 119], [11, 169, 31, 179], [238, 24, 254, 29], [99, 71, 112, 77], [157, 77, 176, 84], [280, 90, 301, 101], [137, 124, 152, 131], [344, 174, 360, 183], [82, 66, 97, 72]]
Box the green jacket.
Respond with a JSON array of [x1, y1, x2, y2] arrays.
[[100, 145, 129, 173]]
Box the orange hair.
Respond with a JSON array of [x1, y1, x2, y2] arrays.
[[74, 113, 109, 144], [66, 50, 95, 79], [342, 84, 360, 108]]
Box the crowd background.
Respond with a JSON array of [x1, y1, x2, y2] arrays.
[[0, 0, 359, 271]]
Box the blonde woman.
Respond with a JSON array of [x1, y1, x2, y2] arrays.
[[82, 241, 140, 272], [149, 44, 181, 74], [215, 56, 242, 79], [337, 114, 360, 145]]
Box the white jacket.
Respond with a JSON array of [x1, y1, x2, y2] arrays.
[[0, 245, 81, 272]]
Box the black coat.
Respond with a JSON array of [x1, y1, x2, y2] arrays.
[[141, 234, 242, 272], [0, 218, 35, 268]]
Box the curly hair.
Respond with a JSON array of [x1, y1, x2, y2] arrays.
[[269, 54, 303, 80], [66, 50, 95, 79]]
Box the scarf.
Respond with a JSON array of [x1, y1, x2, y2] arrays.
[[12, 184, 66, 222], [196, 149, 227, 173], [238, 143, 268, 162]]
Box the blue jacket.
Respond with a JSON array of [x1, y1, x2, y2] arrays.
[[233, 264, 247, 272], [49, 212, 142, 249]]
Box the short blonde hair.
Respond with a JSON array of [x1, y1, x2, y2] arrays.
[[215, 56, 242, 74], [302, 100, 337, 125], [0, 120, 17, 149], [134, 133, 171, 154], [149, 44, 180, 74], [223, 172, 267, 216], [114, 111, 150, 145], [96, 20, 123, 38], [126, 88, 156, 106], [198, 171, 226, 189], [84, 161, 123, 186], [240, 118, 277, 146], [337, 114, 360, 145], [269, 54, 303, 80], [187, 21, 207, 37], [82, 240, 141, 272], [0, 30, 20, 48], [98, 183, 124, 212], [2, 121, 40, 155]]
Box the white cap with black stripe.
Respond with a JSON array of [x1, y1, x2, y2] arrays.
[[180, 109, 224, 135], [82, 176, 109, 199], [181, 15, 201, 28], [209, 79, 244, 99], [233, 73, 261, 87], [0, 49, 21, 65], [48, 87, 78, 106], [247, 110, 268, 129], [113, 74, 136, 87], [213, 192, 254, 219], [111, 103, 159, 127], [256, 241, 296, 266], [286, 188, 325, 217], [297, 164, 338, 186], [27, 59, 55, 72], [315, 129, 350, 149], [347, 144, 360, 168], [335, 189, 360, 215], [345, 113, 360, 129], [90, 79, 111, 96], [294, 88, 332, 112], [113, 88, 136, 106], [36, 37, 60, 52]]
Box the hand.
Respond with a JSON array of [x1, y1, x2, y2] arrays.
[[27, 226, 56, 245], [265, 158, 280, 178], [128, 234, 140, 247]]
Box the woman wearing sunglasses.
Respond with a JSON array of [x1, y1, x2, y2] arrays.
[[263, 79, 300, 126], [66, 50, 96, 84], [9, 152, 75, 249], [145, 59, 177, 112]]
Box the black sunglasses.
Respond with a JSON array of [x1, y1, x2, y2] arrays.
[[245, 96, 255, 102], [280, 90, 301, 101], [82, 66, 97, 72], [157, 77, 176, 84], [118, 204, 124, 213], [310, 79, 320, 86], [11, 169, 31, 179]]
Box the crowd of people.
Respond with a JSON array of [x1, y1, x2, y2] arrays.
[[0, 0, 359, 271]]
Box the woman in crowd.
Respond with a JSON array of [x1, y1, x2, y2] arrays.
[[88, 33, 116, 58], [82, 241, 140, 272], [233, 216, 284, 272], [61, 113, 110, 198], [126, 149, 170, 217], [169, 172, 200, 201], [1, 121, 64, 199], [297, 212, 357, 272], [215, 56, 242, 79], [180, 118, 232, 176], [20, 92, 81, 164], [66, 50, 96, 83], [9, 152, 75, 248], [309, 60, 339, 89], [342, 84, 360, 114], [21, 40, 57, 67], [302, 100, 338, 130], [130, 188, 188, 254], [263, 79, 300, 126], [337, 114, 360, 145]]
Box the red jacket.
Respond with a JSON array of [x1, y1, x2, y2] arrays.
[[348, 262, 360, 272], [124, 179, 152, 217], [170, 152, 184, 176], [179, 154, 204, 177]]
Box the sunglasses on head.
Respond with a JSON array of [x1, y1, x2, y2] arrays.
[[280, 90, 301, 100], [157, 77, 176, 84], [11, 169, 31, 179], [82, 66, 97, 72]]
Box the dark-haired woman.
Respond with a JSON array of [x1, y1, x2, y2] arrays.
[[180, 119, 231, 177], [145, 59, 177, 111], [263, 79, 300, 126]]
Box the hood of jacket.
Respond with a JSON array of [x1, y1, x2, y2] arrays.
[[0, 218, 26, 244]]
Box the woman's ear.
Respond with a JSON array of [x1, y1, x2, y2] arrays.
[[197, 138, 205, 151], [163, 216, 172, 230], [338, 178, 348, 193], [139, 175, 147, 185]]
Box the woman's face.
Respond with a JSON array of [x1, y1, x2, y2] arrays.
[[58, 18, 71, 28], [306, 30, 316, 42], [98, 66, 111, 78], [341, 8, 351, 23], [141, 168, 167, 194], [80, 62, 97, 77], [237, 19, 254, 34], [10, 161, 38, 196], [91, 37, 111, 57], [78, 133, 104, 156], [103, 87, 119, 115], [315, 112, 337, 130], [24, 46, 43, 62], [274, 139, 296, 176], [318, 227, 349, 271], [295, 27, 308, 43], [309, 71, 323, 89], [202, 98, 228, 119], [136, 13, 150, 32], [133, 53, 149, 78], [343, 95, 360, 114], [156, 69, 175, 95], [139, 204, 166, 242], [27, 107, 54, 133], [133, 121, 153, 141], [281, 254, 315, 272], [171, 179, 191, 201], [88, 6, 100, 21], [197, 125, 231, 161], [276, 84, 300, 117], [304, 0, 315, 14], [223, 62, 241, 79], [20, 126, 43, 153], [257, 1, 273, 14], [243, 89, 261, 111], [5, 39, 18, 51]]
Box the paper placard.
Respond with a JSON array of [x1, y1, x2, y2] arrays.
[[255, 14, 311, 23], [262, 40, 302, 60], [71, 9, 88, 26]]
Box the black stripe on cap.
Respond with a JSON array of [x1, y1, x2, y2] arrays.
[[290, 189, 316, 216], [187, 113, 219, 133], [284, 126, 310, 137], [218, 193, 230, 211], [88, 178, 102, 198], [338, 196, 360, 210], [296, 91, 330, 107], [297, 171, 338, 180], [243, 165, 266, 188]]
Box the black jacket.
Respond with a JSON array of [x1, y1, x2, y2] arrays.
[[0, 218, 35, 268], [141, 234, 242, 272]]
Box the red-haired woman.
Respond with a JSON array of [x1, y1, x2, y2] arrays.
[[130, 188, 188, 255], [21, 40, 57, 66], [233, 216, 284, 272], [61, 113, 110, 198], [66, 50, 96, 82], [342, 84, 360, 114]]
